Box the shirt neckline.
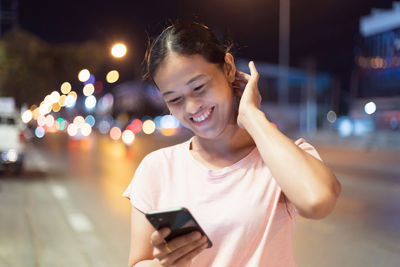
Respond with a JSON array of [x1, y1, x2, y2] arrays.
[[184, 137, 259, 180]]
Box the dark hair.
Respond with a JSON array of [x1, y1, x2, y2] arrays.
[[144, 21, 232, 83]]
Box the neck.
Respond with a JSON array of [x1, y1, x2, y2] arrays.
[[192, 124, 255, 156]]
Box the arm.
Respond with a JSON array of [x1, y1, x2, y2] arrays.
[[235, 62, 341, 220], [128, 207, 161, 267]]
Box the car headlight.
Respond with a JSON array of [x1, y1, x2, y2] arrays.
[[1, 149, 18, 162]]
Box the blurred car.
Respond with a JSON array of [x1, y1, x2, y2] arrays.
[[0, 113, 25, 175]]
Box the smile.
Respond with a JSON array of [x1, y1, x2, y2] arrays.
[[191, 107, 214, 123]]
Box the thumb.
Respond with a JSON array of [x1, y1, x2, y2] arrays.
[[248, 61, 259, 83]]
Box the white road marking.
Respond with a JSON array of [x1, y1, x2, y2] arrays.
[[50, 183, 94, 233], [51, 185, 69, 200], [67, 213, 94, 233]]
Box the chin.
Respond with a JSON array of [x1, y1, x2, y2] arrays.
[[190, 125, 228, 140]]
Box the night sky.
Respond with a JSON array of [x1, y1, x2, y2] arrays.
[[18, 0, 396, 82]]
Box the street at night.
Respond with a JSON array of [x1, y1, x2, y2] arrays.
[[1, 133, 399, 267], [1, 0, 400, 266]]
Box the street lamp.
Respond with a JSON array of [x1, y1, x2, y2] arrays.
[[111, 43, 127, 58]]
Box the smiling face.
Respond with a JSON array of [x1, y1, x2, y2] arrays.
[[153, 53, 237, 139]]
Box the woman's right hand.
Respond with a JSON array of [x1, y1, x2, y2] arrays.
[[150, 228, 208, 266]]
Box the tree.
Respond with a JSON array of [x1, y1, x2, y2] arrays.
[[0, 27, 107, 107]]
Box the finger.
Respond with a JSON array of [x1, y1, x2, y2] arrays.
[[153, 246, 168, 261], [161, 236, 208, 266], [235, 70, 251, 81], [153, 239, 176, 261], [167, 231, 202, 251], [248, 61, 259, 82], [154, 230, 202, 261], [150, 228, 171, 246], [232, 81, 247, 91], [232, 79, 248, 86], [173, 240, 208, 266]]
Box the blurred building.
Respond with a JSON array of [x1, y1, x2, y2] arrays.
[[357, 1, 400, 97], [352, 1, 400, 131], [0, 0, 18, 36], [112, 80, 166, 118], [236, 59, 334, 134]]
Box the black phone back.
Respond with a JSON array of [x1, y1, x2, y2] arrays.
[[145, 207, 212, 248]]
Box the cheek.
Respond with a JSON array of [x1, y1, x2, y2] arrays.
[[215, 86, 235, 106], [167, 105, 179, 117], [209, 78, 234, 101]]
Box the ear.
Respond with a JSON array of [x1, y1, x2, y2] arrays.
[[224, 53, 236, 84]]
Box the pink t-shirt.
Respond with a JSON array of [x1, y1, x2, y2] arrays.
[[123, 137, 321, 267]]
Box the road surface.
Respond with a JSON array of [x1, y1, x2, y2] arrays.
[[0, 132, 399, 267]]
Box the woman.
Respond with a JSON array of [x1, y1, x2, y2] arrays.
[[123, 21, 341, 267]]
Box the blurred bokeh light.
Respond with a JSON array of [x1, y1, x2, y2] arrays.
[[60, 82, 72, 94], [85, 115, 95, 127], [127, 119, 142, 134], [67, 123, 78, 137], [50, 91, 61, 103], [111, 43, 127, 58], [85, 95, 97, 110], [109, 126, 122, 140], [327, 110, 337, 123], [106, 70, 119, 83], [364, 101, 376, 115], [83, 84, 95, 96], [21, 110, 33, 123], [121, 130, 135, 145], [35, 127, 45, 138], [52, 102, 61, 112], [98, 120, 111, 135], [78, 69, 90, 82], [142, 119, 156, 135]]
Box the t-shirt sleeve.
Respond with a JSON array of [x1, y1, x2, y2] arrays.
[[295, 138, 322, 161], [122, 154, 159, 213]]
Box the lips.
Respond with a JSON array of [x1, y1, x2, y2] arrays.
[[191, 107, 214, 123]]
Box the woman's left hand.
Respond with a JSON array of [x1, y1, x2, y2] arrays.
[[233, 61, 262, 128]]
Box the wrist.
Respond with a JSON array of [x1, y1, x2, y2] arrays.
[[239, 107, 276, 137], [239, 106, 268, 126]]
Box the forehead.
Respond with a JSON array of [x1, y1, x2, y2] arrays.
[[153, 53, 220, 93]]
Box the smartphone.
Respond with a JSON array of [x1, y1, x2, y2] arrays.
[[145, 207, 212, 248]]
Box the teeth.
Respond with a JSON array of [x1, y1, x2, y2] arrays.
[[193, 108, 212, 122]]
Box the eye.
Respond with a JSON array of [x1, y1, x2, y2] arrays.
[[168, 97, 182, 104], [193, 85, 204, 92]]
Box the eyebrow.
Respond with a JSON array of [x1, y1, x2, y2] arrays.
[[162, 74, 207, 97]]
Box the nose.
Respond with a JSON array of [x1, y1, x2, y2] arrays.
[[185, 97, 202, 115]]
